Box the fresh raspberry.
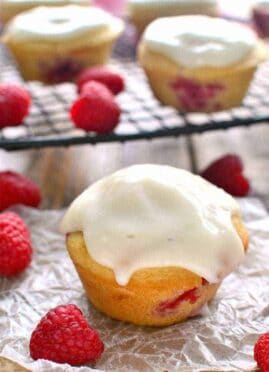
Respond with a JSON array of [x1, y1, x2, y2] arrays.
[[200, 154, 250, 197], [0, 171, 41, 211], [0, 212, 32, 276], [254, 332, 269, 372], [77, 67, 125, 95], [70, 81, 121, 134], [30, 304, 104, 366], [0, 211, 31, 240], [0, 84, 31, 128]]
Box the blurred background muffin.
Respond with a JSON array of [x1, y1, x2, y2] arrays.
[[0, 0, 90, 25], [139, 15, 268, 112], [127, 0, 218, 34], [2, 5, 124, 83]]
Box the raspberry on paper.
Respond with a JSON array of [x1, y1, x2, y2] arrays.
[[0, 171, 41, 211], [30, 304, 104, 366], [0, 212, 32, 276], [200, 154, 250, 197], [254, 332, 269, 372]]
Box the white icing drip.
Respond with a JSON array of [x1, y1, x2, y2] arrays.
[[61, 165, 245, 286], [143, 16, 257, 68], [5, 5, 123, 41]]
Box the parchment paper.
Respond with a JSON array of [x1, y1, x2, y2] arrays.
[[0, 198, 268, 371]]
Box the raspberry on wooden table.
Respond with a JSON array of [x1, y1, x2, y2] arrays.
[[0, 171, 41, 211], [30, 304, 104, 366], [77, 66, 125, 95], [0, 212, 32, 276], [0, 84, 31, 128], [254, 332, 269, 372], [70, 81, 121, 134], [200, 154, 250, 197]]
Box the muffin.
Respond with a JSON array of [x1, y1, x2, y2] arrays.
[[128, 0, 218, 34], [0, 0, 90, 25], [2, 5, 124, 83], [61, 164, 249, 327], [138, 16, 268, 113]]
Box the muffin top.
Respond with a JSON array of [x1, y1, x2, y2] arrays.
[[143, 15, 257, 68], [61, 164, 245, 286], [4, 5, 123, 42]]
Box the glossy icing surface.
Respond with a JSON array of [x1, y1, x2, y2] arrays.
[[61, 165, 245, 286]]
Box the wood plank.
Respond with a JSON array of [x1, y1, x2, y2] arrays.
[[0, 138, 191, 209], [0, 357, 29, 372]]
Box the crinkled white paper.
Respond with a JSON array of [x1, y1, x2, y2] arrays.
[[0, 198, 268, 371]]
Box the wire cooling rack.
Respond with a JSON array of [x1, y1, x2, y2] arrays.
[[1, 32, 269, 151]]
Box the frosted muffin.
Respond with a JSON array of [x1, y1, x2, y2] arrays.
[[0, 0, 90, 25], [128, 0, 218, 34], [2, 6, 124, 83], [61, 164, 249, 327], [138, 16, 268, 113]]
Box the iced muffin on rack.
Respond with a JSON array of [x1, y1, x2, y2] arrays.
[[0, 0, 90, 25], [128, 0, 218, 34], [2, 5, 124, 83], [61, 164, 249, 327], [138, 16, 268, 113]]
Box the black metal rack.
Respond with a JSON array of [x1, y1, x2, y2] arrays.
[[1, 33, 269, 151]]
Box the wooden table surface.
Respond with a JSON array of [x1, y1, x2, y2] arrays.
[[0, 124, 267, 372], [1, 123, 269, 209]]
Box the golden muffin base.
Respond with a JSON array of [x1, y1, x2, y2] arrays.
[[128, 4, 218, 35], [138, 41, 268, 113], [66, 215, 248, 327], [2, 27, 121, 83], [0, 0, 90, 25]]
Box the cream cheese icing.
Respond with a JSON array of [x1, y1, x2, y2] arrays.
[[61, 164, 245, 286], [5, 5, 124, 41], [143, 16, 257, 68]]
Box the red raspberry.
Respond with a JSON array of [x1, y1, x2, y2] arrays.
[[70, 81, 121, 134], [0, 211, 31, 240], [0, 212, 32, 276], [77, 67, 125, 95], [30, 304, 104, 366], [0, 171, 41, 212], [200, 154, 250, 197], [254, 332, 269, 372], [0, 84, 31, 128]]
